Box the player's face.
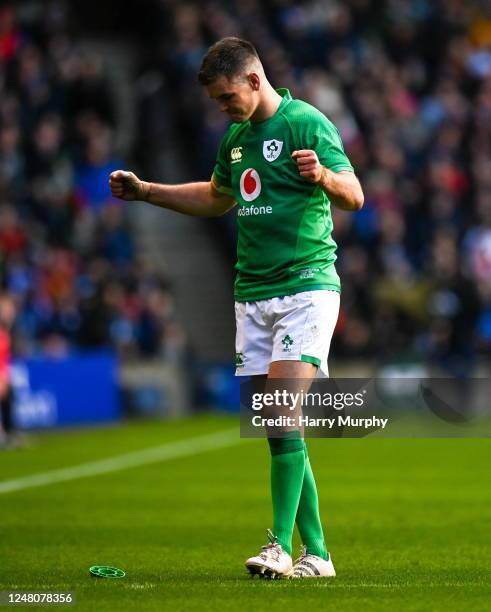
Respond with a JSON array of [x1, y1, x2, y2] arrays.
[[206, 75, 257, 122]]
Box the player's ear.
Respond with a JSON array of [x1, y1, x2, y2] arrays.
[[247, 73, 260, 91]]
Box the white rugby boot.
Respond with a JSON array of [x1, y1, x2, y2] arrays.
[[290, 545, 336, 578], [245, 530, 293, 579]]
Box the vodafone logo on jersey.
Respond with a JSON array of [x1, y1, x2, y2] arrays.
[[239, 168, 261, 202]]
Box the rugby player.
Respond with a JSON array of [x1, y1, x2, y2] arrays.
[[109, 37, 364, 579]]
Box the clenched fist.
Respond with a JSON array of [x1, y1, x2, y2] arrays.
[[291, 150, 324, 184], [109, 170, 150, 201]]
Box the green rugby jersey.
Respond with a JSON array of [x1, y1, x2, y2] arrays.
[[212, 88, 353, 302]]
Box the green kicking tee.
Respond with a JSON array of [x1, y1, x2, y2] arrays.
[[212, 88, 354, 302]]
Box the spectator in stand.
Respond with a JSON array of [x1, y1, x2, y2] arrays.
[[74, 122, 123, 211], [0, 292, 15, 447]]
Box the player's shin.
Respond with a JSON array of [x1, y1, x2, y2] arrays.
[[267, 431, 306, 556], [294, 443, 329, 560]]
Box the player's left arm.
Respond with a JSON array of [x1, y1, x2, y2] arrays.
[[292, 149, 364, 211]]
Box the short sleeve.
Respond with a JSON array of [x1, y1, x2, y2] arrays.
[[300, 113, 354, 173], [212, 129, 233, 195]]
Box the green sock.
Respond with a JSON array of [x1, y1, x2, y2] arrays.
[[268, 432, 305, 556], [295, 443, 329, 560]]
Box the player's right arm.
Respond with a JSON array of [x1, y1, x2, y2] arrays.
[[108, 171, 236, 217]]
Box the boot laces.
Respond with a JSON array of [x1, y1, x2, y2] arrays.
[[259, 529, 281, 561], [294, 545, 308, 564]]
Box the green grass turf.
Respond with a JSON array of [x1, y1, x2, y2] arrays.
[[0, 414, 489, 611]]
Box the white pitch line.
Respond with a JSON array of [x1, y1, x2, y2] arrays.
[[0, 428, 242, 495]]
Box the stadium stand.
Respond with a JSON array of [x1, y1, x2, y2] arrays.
[[2, 1, 490, 376], [139, 0, 491, 374], [0, 2, 185, 361]]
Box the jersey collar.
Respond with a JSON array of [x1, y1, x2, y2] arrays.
[[249, 88, 292, 128], [276, 88, 292, 102]]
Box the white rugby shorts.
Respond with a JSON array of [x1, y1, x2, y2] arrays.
[[234, 290, 340, 377]]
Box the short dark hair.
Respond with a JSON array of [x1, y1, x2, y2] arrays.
[[198, 37, 259, 86]]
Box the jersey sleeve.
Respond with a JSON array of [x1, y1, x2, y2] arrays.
[[297, 111, 354, 173], [212, 128, 234, 196]]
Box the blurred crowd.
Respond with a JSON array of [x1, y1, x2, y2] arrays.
[[2, 0, 490, 372], [0, 3, 183, 360], [143, 0, 491, 372]]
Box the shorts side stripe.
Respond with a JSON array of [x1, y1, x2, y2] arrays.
[[300, 354, 321, 366]]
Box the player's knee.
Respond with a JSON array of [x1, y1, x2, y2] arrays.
[[267, 431, 304, 455]]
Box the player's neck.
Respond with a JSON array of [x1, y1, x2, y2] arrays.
[[249, 87, 283, 123]]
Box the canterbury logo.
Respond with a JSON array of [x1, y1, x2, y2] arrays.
[[231, 147, 243, 163]]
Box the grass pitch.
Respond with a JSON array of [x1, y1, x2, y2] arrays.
[[0, 415, 489, 611]]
